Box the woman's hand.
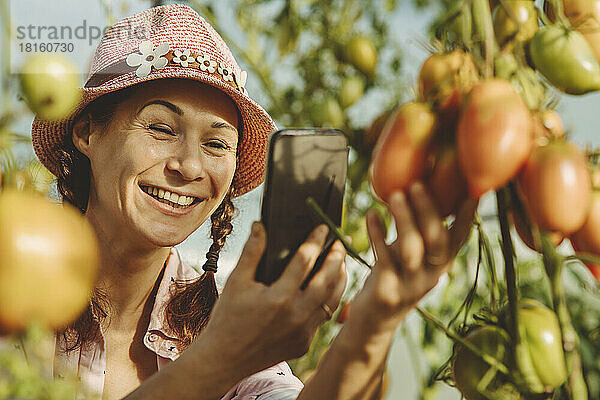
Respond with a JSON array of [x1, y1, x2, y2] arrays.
[[200, 222, 347, 377], [352, 182, 477, 329]]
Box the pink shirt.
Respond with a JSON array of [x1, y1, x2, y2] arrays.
[[54, 247, 303, 399]]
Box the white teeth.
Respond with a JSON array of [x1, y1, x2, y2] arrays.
[[142, 186, 197, 208]]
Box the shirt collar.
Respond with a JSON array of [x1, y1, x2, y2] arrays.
[[144, 247, 201, 359]]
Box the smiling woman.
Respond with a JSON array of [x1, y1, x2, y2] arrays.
[[28, 4, 476, 400]]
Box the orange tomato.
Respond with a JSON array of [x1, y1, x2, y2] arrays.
[[519, 141, 591, 234], [457, 79, 533, 197], [370, 102, 437, 202]]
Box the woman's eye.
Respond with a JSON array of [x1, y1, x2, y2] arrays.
[[207, 140, 229, 150], [149, 124, 175, 135]]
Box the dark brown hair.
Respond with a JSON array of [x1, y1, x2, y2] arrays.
[[57, 89, 236, 351]]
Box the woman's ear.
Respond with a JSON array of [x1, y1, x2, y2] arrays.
[[71, 113, 93, 157]]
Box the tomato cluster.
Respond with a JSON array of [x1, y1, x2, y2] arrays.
[[452, 300, 567, 399], [368, 43, 600, 280]]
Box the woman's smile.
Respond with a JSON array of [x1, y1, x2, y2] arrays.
[[138, 183, 203, 216]]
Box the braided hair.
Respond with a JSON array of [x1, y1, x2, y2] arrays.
[[164, 189, 236, 347]]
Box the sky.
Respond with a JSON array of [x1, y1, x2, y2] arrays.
[[3, 1, 600, 398]]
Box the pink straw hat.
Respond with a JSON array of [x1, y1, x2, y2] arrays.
[[31, 4, 276, 197]]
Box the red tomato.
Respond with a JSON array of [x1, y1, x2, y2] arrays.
[[370, 102, 437, 202], [426, 145, 469, 217], [532, 110, 565, 146], [571, 190, 600, 279], [519, 141, 591, 234], [457, 79, 533, 197], [511, 210, 564, 251]]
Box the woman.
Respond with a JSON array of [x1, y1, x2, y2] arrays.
[[31, 4, 476, 400]]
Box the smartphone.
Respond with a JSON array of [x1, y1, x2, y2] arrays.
[[255, 129, 348, 286]]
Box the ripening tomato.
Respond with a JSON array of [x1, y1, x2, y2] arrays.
[[364, 110, 392, 150], [493, 1, 538, 47], [518, 299, 568, 391], [19, 54, 81, 121], [370, 102, 437, 202], [452, 326, 517, 400], [529, 25, 600, 95], [340, 76, 365, 108], [511, 210, 564, 251], [545, 0, 600, 63], [571, 190, 600, 277], [457, 79, 533, 197], [426, 145, 469, 217], [344, 36, 377, 77], [418, 50, 478, 115], [519, 141, 591, 234], [0, 190, 99, 333]]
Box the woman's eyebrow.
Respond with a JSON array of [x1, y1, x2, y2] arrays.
[[137, 100, 183, 116], [211, 121, 238, 134]]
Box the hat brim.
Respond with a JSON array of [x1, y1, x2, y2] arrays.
[[31, 66, 276, 197]]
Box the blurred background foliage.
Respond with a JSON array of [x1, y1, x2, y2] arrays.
[[0, 0, 599, 399]]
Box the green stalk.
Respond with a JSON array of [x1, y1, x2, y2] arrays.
[[305, 197, 372, 269], [495, 189, 520, 354], [496, 188, 546, 394], [541, 236, 588, 400], [475, 214, 500, 313], [416, 307, 510, 375], [471, 0, 498, 77]]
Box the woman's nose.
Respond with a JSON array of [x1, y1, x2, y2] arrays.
[[166, 142, 206, 181]]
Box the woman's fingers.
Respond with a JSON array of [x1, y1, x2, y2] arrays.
[[299, 240, 347, 312], [407, 183, 450, 271], [229, 221, 267, 284], [273, 224, 330, 293], [387, 190, 425, 273]]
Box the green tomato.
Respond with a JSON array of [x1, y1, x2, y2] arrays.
[[452, 326, 521, 400], [519, 299, 568, 390], [19, 54, 81, 121], [344, 36, 377, 77], [529, 24, 600, 94], [493, 1, 538, 46], [340, 76, 365, 108], [311, 97, 344, 127]]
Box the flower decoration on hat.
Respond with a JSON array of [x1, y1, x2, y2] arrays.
[[173, 49, 192, 67], [233, 70, 247, 95], [197, 54, 217, 73], [218, 62, 234, 82], [126, 40, 170, 77]]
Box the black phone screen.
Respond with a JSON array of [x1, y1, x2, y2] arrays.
[[255, 129, 348, 286]]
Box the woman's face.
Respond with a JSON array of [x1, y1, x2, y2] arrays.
[[76, 79, 239, 247]]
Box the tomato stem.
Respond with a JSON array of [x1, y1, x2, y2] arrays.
[[471, 0, 498, 78], [475, 214, 500, 313], [541, 236, 589, 400], [306, 197, 372, 269]]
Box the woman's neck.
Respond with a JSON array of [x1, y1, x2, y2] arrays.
[[86, 210, 172, 334]]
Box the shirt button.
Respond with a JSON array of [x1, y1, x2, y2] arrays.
[[148, 333, 159, 342]]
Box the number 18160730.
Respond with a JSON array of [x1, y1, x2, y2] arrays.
[[19, 42, 74, 53]]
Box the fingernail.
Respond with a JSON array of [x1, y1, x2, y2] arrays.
[[410, 182, 424, 195], [390, 191, 405, 207], [317, 224, 329, 237]]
